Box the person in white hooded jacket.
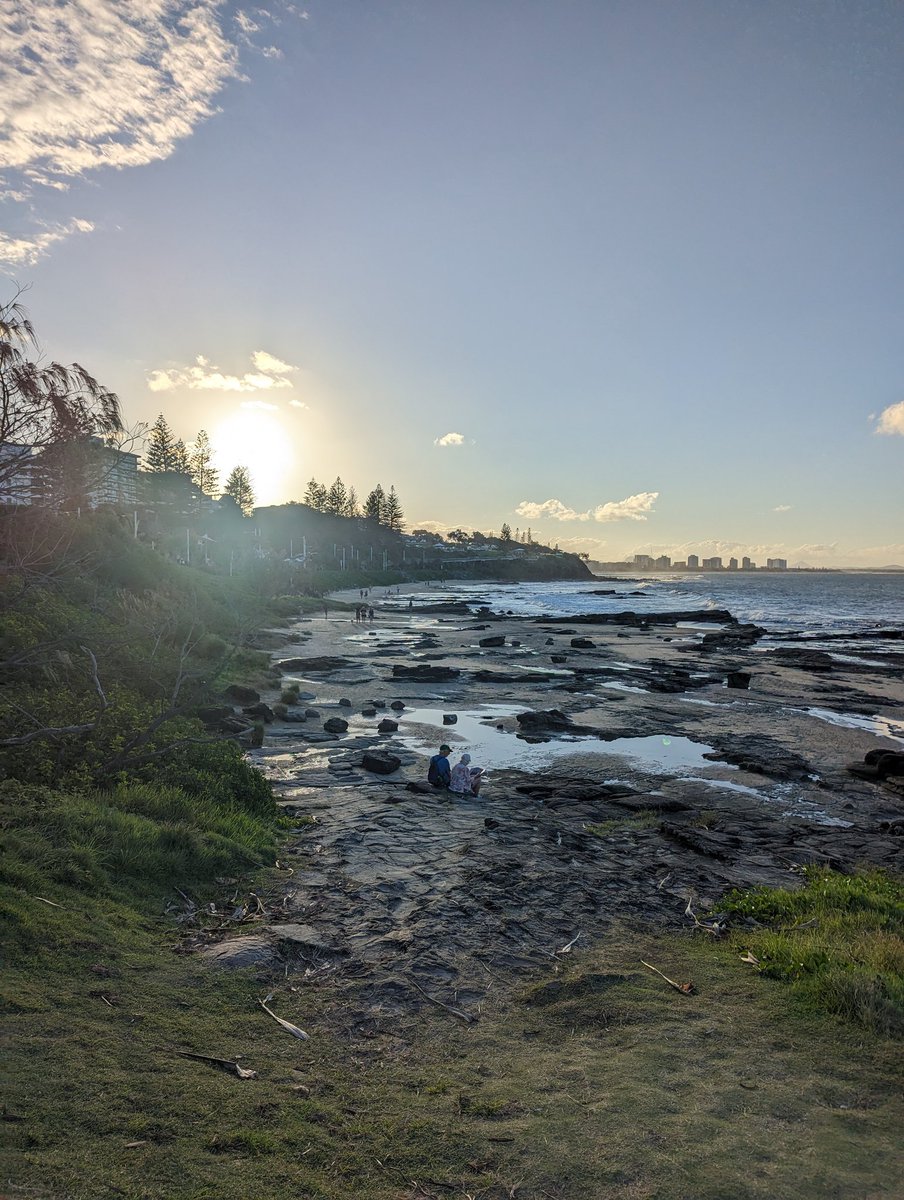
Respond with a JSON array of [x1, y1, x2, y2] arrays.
[[449, 752, 483, 797]]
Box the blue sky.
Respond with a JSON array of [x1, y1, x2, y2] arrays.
[[2, 0, 902, 565]]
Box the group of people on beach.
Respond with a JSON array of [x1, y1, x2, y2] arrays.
[[354, 605, 374, 622], [428, 743, 484, 797]]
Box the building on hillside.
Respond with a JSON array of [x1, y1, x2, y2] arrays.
[[0, 443, 39, 506], [88, 439, 139, 506]]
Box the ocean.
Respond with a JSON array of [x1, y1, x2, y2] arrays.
[[402, 572, 904, 636]]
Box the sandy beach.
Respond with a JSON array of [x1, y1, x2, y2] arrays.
[[212, 584, 904, 1015]]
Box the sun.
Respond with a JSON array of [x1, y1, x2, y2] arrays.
[[211, 410, 297, 507]]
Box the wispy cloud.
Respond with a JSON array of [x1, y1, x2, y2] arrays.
[[288, 398, 309, 409], [1, 2, 241, 193], [240, 399, 279, 411], [773, 504, 792, 513], [515, 492, 659, 523], [434, 432, 466, 447], [147, 351, 299, 394], [0, 218, 95, 266], [873, 401, 904, 436]]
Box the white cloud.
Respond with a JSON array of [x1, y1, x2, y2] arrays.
[[288, 398, 309, 409], [434, 432, 465, 447], [773, 504, 792, 513], [516, 492, 659, 523], [147, 351, 299, 394], [874, 401, 904, 436], [0, 2, 240, 193], [240, 399, 278, 411], [0, 218, 94, 266], [251, 350, 296, 375]]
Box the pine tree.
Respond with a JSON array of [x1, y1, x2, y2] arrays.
[[190, 429, 218, 498], [326, 476, 347, 516], [171, 438, 190, 474], [364, 484, 385, 523], [304, 477, 328, 511], [222, 465, 255, 516], [145, 413, 175, 471], [500, 522, 512, 542], [344, 486, 359, 519], [383, 484, 404, 532]]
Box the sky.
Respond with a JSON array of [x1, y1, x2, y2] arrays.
[[1, 0, 902, 567]]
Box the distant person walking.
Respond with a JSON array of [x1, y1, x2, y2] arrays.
[[368, 606, 375, 621]]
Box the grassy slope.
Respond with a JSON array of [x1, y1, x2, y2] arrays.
[[3, 895, 901, 1200]]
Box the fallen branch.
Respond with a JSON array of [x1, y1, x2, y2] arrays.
[[176, 1051, 257, 1079], [408, 976, 476, 1024], [555, 932, 581, 956], [640, 960, 694, 995], [259, 992, 310, 1040]]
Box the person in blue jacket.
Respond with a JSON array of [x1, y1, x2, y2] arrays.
[[427, 744, 452, 788]]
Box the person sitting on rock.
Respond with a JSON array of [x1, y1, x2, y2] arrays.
[[427, 743, 453, 788], [449, 752, 483, 797]]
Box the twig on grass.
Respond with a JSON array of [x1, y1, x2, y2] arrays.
[[259, 992, 310, 1040], [555, 932, 581, 955], [175, 1051, 257, 1079], [408, 976, 476, 1024], [640, 960, 694, 995]]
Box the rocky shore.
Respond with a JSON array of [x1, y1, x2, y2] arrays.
[[199, 585, 904, 1024]]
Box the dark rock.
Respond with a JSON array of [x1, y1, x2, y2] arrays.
[[697, 624, 766, 653], [570, 637, 595, 649], [515, 709, 575, 732], [479, 635, 506, 648], [510, 640, 521, 648], [726, 671, 751, 690], [391, 665, 460, 681], [873, 751, 904, 779], [766, 648, 835, 673], [542, 608, 736, 628], [371, 699, 387, 709], [704, 737, 813, 781], [280, 656, 351, 672], [267, 923, 342, 953], [610, 795, 691, 813], [196, 705, 234, 724], [545, 638, 555, 645], [443, 713, 458, 724], [223, 683, 260, 705], [377, 719, 399, 733], [305, 708, 320, 719], [551, 655, 567, 664], [362, 750, 402, 775], [323, 717, 349, 734], [362, 707, 377, 717], [200, 935, 273, 970], [390, 700, 406, 711], [406, 781, 438, 794], [243, 702, 275, 722], [220, 716, 253, 733], [338, 698, 352, 707], [484, 818, 500, 830]]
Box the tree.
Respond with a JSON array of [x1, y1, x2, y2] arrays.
[[364, 484, 385, 523], [343, 486, 359, 519], [222, 465, 255, 516], [383, 485, 404, 532], [190, 429, 218, 498], [170, 438, 190, 474], [500, 522, 512, 542], [144, 414, 176, 472], [326, 476, 347, 516], [303, 477, 327, 511], [0, 292, 122, 494], [447, 529, 468, 545]]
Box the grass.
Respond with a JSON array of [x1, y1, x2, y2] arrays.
[[2, 919, 901, 1200], [587, 813, 658, 836], [721, 866, 904, 1036]]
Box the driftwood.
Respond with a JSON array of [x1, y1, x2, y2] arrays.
[[176, 1051, 257, 1079]]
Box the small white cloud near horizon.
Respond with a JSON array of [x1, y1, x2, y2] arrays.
[[0, 218, 95, 267], [873, 401, 904, 436], [147, 351, 299, 395], [516, 492, 659, 523], [434, 432, 466, 447], [773, 504, 793, 512], [288, 398, 309, 409], [240, 399, 279, 412]]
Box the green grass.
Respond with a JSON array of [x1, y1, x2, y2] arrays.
[[587, 813, 658, 836], [721, 867, 904, 1036]]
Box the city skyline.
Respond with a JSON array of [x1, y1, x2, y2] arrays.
[[2, 2, 902, 568]]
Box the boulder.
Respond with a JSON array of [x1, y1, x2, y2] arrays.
[[243, 702, 275, 722], [479, 635, 506, 648], [551, 655, 567, 664], [570, 637, 595, 649], [323, 717, 349, 734], [338, 698, 352, 707], [305, 708, 321, 719], [371, 699, 387, 709], [362, 750, 402, 775], [223, 683, 260, 705], [200, 935, 273, 970], [196, 705, 235, 724], [726, 671, 751, 690], [516, 709, 574, 732], [390, 700, 406, 711], [443, 713, 458, 725], [391, 665, 460, 681], [377, 719, 399, 733]]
